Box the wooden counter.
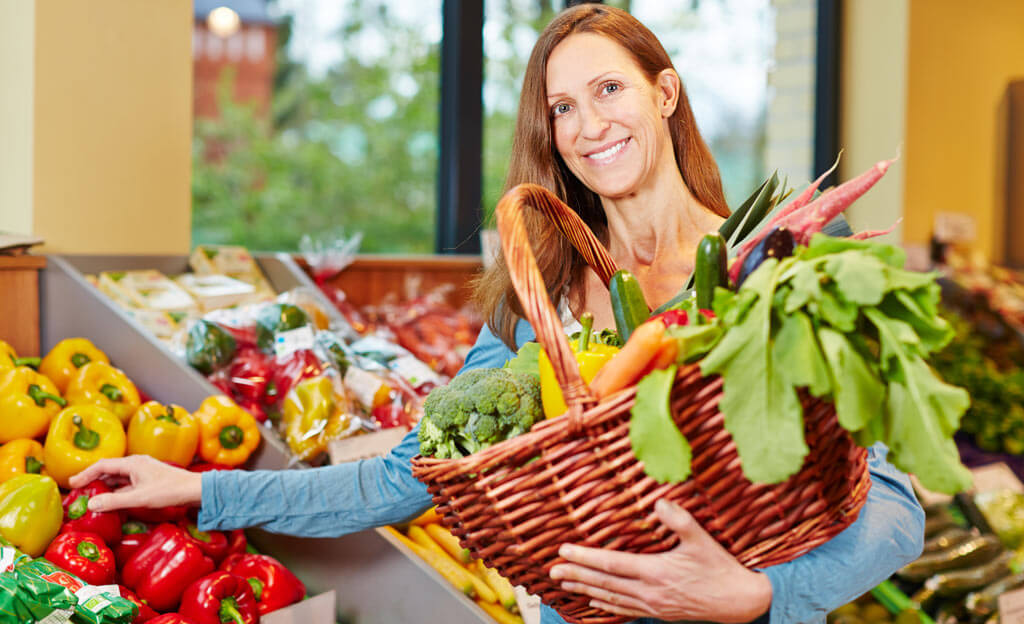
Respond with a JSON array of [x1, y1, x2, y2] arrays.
[[0, 255, 46, 356]]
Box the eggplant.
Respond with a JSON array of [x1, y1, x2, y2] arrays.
[[736, 226, 795, 287]]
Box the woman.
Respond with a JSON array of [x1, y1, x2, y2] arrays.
[[72, 6, 923, 623]]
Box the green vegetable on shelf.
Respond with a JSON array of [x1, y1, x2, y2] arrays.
[[185, 320, 237, 375], [255, 303, 309, 352]]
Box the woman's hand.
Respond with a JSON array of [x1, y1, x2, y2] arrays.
[[68, 455, 203, 513], [549, 499, 772, 622]]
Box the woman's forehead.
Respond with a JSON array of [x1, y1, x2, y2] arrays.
[[545, 33, 642, 96]]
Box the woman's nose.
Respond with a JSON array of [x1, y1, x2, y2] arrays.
[[578, 102, 610, 140]]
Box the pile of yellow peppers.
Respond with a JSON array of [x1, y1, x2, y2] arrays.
[[0, 337, 263, 556]]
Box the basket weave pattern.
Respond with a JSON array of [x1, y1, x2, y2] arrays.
[[411, 184, 871, 624]]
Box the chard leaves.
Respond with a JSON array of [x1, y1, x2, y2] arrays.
[[630, 366, 691, 483]]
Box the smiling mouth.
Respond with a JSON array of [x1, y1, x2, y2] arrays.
[[585, 138, 630, 163]]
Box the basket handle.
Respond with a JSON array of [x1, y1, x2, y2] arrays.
[[495, 184, 619, 414]]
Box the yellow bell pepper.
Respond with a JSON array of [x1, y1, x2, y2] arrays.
[[65, 361, 141, 425], [0, 340, 41, 375], [127, 401, 199, 466], [194, 395, 261, 466], [0, 474, 62, 556], [0, 367, 67, 443], [282, 376, 354, 462], [0, 439, 47, 483], [39, 338, 110, 394], [539, 314, 619, 419], [43, 404, 126, 488]]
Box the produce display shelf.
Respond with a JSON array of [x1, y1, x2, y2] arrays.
[[40, 253, 494, 624]]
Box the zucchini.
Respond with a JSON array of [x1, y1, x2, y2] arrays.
[[897, 535, 1004, 582], [925, 550, 1013, 598], [694, 233, 727, 310], [965, 571, 1024, 619], [923, 510, 958, 539], [609, 270, 650, 343], [923, 527, 975, 554]]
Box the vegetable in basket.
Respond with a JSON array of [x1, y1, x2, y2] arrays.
[[418, 368, 543, 458], [539, 313, 618, 419]]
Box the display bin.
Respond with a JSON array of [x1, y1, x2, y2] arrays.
[[40, 253, 495, 624]]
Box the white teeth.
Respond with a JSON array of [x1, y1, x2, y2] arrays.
[[588, 139, 627, 161]]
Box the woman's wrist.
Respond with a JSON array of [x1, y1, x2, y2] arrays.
[[736, 570, 773, 622]]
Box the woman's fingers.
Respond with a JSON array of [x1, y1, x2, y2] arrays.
[[68, 456, 136, 489], [556, 542, 653, 579], [88, 489, 140, 513], [550, 561, 643, 598], [559, 582, 650, 617]]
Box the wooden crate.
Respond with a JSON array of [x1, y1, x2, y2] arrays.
[[319, 254, 483, 309], [0, 255, 46, 356]]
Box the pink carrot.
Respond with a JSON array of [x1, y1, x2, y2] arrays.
[[769, 152, 843, 225], [849, 218, 902, 240]]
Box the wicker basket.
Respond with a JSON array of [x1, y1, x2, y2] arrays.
[[411, 184, 871, 624]]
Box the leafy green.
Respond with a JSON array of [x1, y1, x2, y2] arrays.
[[505, 342, 541, 379], [774, 312, 832, 397], [817, 327, 883, 432], [630, 366, 691, 483]]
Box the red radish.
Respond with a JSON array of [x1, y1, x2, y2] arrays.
[[729, 156, 897, 283], [768, 152, 842, 226], [849, 219, 902, 240]]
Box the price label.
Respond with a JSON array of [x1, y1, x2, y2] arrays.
[[37, 610, 73, 624], [0, 547, 16, 572], [999, 586, 1024, 622], [273, 325, 316, 358]]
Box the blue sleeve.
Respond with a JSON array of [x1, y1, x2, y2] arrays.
[[759, 443, 925, 623], [197, 321, 533, 536]]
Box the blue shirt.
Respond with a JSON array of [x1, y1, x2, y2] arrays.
[[199, 322, 924, 624]]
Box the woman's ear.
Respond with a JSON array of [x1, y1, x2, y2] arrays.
[[656, 69, 681, 118]]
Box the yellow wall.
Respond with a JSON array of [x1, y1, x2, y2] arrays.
[[0, 1, 35, 236], [0, 1, 193, 254], [839, 0, 908, 244], [903, 1, 1024, 260]]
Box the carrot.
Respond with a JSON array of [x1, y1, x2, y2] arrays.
[[646, 335, 679, 373], [589, 320, 666, 399]]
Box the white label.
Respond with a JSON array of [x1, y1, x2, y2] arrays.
[[970, 462, 1024, 494], [274, 325, 316, 358], [344, 366, 386, 408], [37, 609, 74, 624], [74, 584, 119, 612], [999, 586, 1024, 622], [0, 547, 17, 572], [390, 355, 441, 388]]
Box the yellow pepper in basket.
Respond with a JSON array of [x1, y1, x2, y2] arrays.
[[0, 367, 67, 442], [282, 376, 355, 462], [39, 338, 110, 393], [44, 404, 126, 488], [538, 314, 618, 419], [0, 439, 47, 483], [127, 402, 199, 466], [194, 395, 261, 466], [65, 361, 141, 425], [0, 340, 40, 375]]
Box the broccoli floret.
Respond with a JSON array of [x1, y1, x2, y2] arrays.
[[418, 368, 545, 458]]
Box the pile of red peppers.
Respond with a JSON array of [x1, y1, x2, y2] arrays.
[[39, 477, 306, 623]]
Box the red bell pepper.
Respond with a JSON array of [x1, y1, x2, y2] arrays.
[[43, 531, 116, 586], [179, 571, 259, 624], [226, 530, 247, 558], [187, 462, 233, 473], [118, 584, 159, 624], [148, 616, 199, 624], [126, 501, 190, 524], [180, 522, 230, 564], [115, 521, 151, 569], [228, 347, 276, 404], [61, 480, 124, 545], [219, 553, 305, 615], [271, 349, 322, 403], [122, 523, 215, 612]]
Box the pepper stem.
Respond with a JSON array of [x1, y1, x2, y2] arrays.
[[99, 383, 124, 402], [122, 521, 148, 535], [186, 523, 212, 543], [156, 405, 180, 425], [219, 425, 245, 450], [27, 384, 67, 408], [247, 577, 264, 602], [72, 414, 101, 450], [24, 456, 43, 474], [68, 495, 90, 520], [11, 355, 41, 369], [579, 313, 594, 353], [70, 353, 92, 368], [76, 539, 100, 561], [219, 597, 246, 624]]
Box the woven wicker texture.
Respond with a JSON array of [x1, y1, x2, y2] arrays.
[[411, 184, 871, 624]]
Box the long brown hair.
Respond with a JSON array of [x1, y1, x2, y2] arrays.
[[473, 4, 729, 349]]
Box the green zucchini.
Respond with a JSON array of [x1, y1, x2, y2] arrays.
[[965, 571, 1024, 619], [923, 527, 975, 554], [925, 550, 1013, 598], [897, 535, 1004, 582], [609, 270, 650, 342], [694, 233, 727, 310]]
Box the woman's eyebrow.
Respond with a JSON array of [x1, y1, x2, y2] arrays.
[[547, 71, 622, 101]]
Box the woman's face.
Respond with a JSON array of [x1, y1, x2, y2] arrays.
[[546, 33, 678, 200]]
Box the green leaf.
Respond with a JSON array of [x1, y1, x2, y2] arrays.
[[630, 366, 691, 483], [865, 308, 925, 374], [727, 172, 780, 248], [824, 252, 888, 306], [773, 312, 832, 397], [667, 322, 724, 363], [505, 342, 541, 379], [782, 262, 823, 313], [701, 257, 808, 484], [818, 285, 859, 333], [804, 233, 907, 267], [817, 327, 884, 432], [878, 291, 954, 354]]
